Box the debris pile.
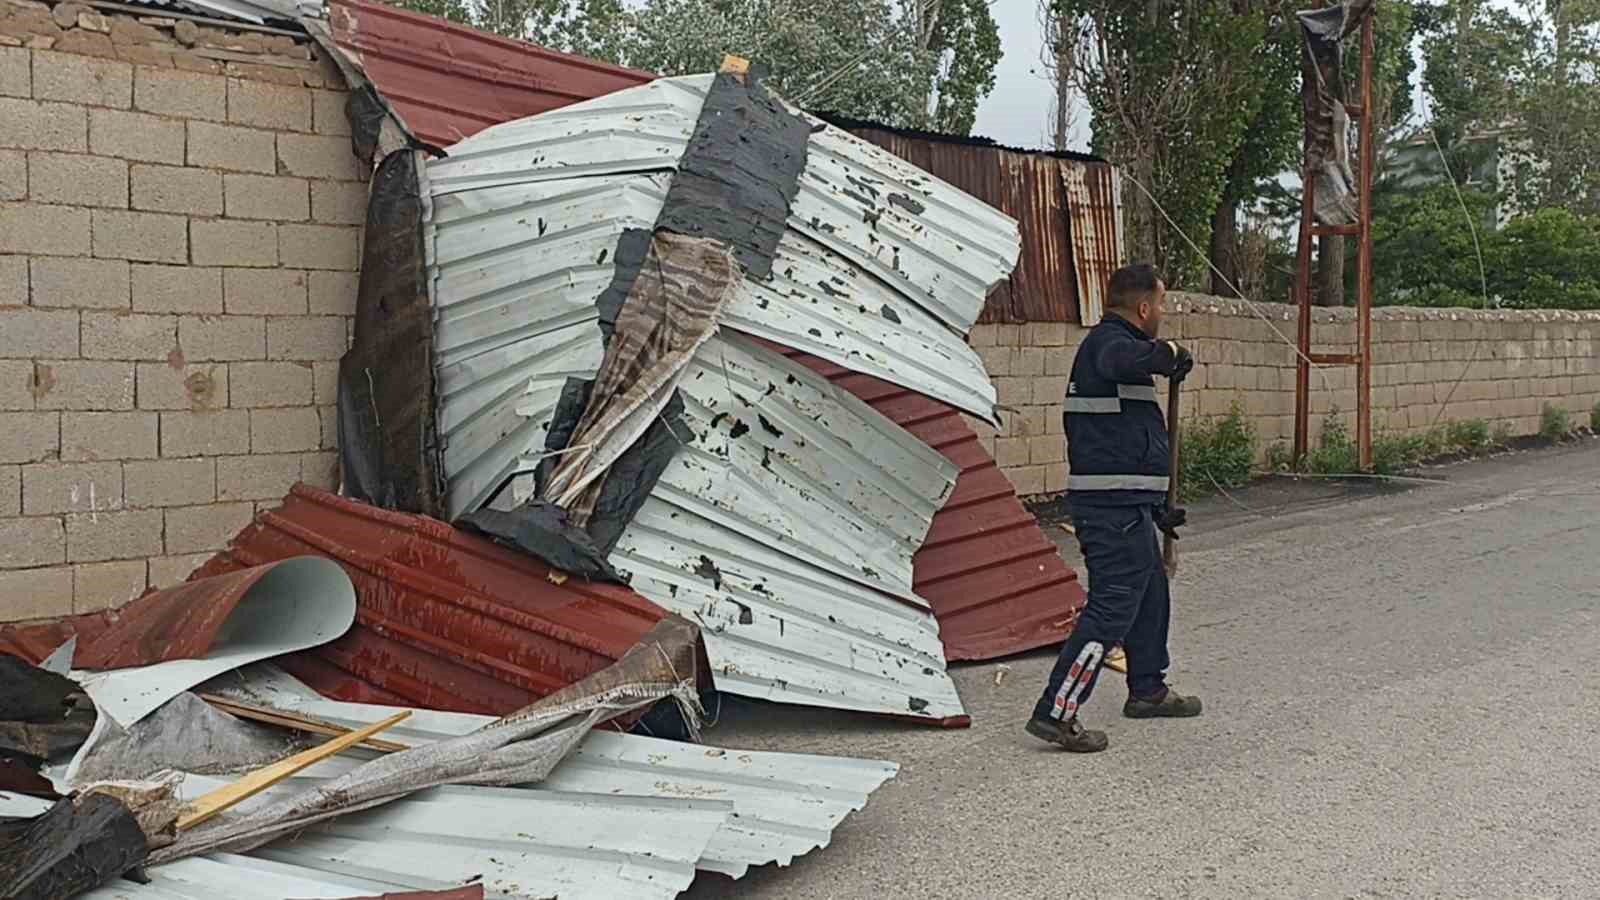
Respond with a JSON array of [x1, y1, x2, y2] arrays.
[[1, 53, 1088, 900]]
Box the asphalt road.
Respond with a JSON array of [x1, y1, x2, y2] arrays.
[[685, 440, 1600, 899]]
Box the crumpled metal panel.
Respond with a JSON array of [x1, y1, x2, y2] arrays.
[[327, 0, 652, 149], [192, 485, 667, 715], [425, 167, 996, 517], [216, 671, 898, 880], [783, 351, 1088, 661], [1061, 163, 1126, 328], [424, 73, 1015, 361]]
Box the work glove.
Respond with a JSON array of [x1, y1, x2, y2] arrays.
[[1166, 341, 1194, 383], [1155, 505, 1187, 541]]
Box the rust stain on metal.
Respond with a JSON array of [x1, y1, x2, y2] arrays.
[[329, 0, 651, 149], [190, 485, 669, 716], [0, 563, 305, 670], [782, 351, 1087, 661], [1061, 163, 1126, 328]]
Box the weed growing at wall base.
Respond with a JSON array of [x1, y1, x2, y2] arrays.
[[1540, 403, 1573, 441], [1177, 404, 1256, 501]]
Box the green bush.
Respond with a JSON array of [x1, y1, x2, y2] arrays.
[[1446, 418, 1493, 454], [1540, 403, 1573, 441], [1592, 401, 1600, 433], [1306, 414, 1359, 475], [1177, 404, 1256, 501], [1492, 422, 1515, 447]]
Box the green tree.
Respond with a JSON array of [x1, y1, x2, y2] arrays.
[[380, 0, 1001, 134]]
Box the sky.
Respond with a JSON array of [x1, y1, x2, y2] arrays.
[[969, 0, 1531, 153]]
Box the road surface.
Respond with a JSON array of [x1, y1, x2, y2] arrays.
[[685, 440, 1600, 899]]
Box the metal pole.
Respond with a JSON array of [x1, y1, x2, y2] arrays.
[[1356, 12, 1376, 470], [1293, 169, 1315, 462]]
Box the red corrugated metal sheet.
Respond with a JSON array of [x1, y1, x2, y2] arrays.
[[327, 0, 651, 149], [1062, 164, 1127, 327], [785, 352, 1086, 660], [191, 485, 667, 716], [0, 564, 308, 669]]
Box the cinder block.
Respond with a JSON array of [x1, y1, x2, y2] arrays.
[[33, 50, 131, 108], [62, 410, 156, 460], [163, 501, 253, 554], [317, 404, 338, 449], [72, 559, 147, 612], [228, 78, 310, 131], [310, 179, 365, 225], [0, 412, 59, 464], [130, 163, 222, 215], [229, 360, 312, 407], [23, 460, 122, 515], [92, 209, 187, 263], [277, 134, 363, 181], [1030, 376, 1067, 406], [1045, 462, 1068, 494], [311, 360, 339, 404], [89, 108, 184, 164], [300, 450, 338, 491], [0, 565, 75, 621], [187, 120, 275, 174], [0, 149, 21, 201], [179, 315, 265, 361], [29, 257, 129, 309], [136, 361, 227, 410], [190, 218, 277, 267], [308, 270, 356, 316], [0, 307, 79, 357], [994, 436, 1030, 468], [1007, 464, 1046, 497], [124, 457, 214, 507], [33, 360, 137, 412], [0, 254, 22, 306], [1, 513, 68, 568], [160, 409, 248, 457], [66, 507, 161, 562], [134, 66, 225, 121], [267, 315, 347, 360], [250, 406, 320, 453], [277, 223, 358, 271], [0, 464, 16, 517], [1013, 348, 1046, 377], [217, 452, 301, 500], [223, 268, 307, 315], [147, 552, 211, 588], [29, 150, 127, 207], [0, 202, 90, 255], [81, 311, 177, 360], [0, 98, 87, 152], [1028, 435, 1063, 465], [311, 89, 350, 136], [222, 173, 309, 221], [0, 46, 28, 98], [131, 264, 222, 314], [0, 360, 31, 412]]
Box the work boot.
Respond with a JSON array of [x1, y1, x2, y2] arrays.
[[1122, 688, 1203, 719], [1025, 715, 1109, 753]]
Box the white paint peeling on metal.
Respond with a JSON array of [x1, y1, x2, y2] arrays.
[[208, 672, 901, 880], [127, 0, 321, 25], [1062, 162, 1127, 328]]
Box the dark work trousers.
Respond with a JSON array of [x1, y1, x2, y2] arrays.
[[1032, 502, 1171, 723]]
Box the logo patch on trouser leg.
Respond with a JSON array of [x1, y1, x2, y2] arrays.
[[1050, 640, 1104, 720]]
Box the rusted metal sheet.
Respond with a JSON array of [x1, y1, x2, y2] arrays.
[[828, 116, 1123, 327], [0, 564, 332, 671], [1061, 163, 1126, 327], [326, 0, 651, 150], [784, 350, 1088, 661], [191, 485, 668, 715]]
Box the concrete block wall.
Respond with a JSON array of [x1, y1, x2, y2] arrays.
[[969, 295, 1600, 496], [0, 4, 364, 621]]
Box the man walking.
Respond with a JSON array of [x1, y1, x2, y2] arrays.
[[1026, 264, 1201, 753]]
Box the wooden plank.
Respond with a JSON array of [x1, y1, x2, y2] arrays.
[[176, 711, 410, 831], [719, 54, 750, 77], [197, 694, 411, 753]]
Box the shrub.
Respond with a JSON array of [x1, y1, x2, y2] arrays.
[[1540, 403, 1572, 441], [1592, 401, 1600, 433], [1306, 413, 1359, 475], [1177, 404, 1256, 501], [1446, 418, 1492, 454]]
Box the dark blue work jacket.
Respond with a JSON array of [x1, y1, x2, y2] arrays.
[[1063, 315, 1183, 507]]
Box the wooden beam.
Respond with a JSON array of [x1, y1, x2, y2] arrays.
[[719, 54, 750, 79], [198, 694, 411, 754], [176, 711, 410, 831]]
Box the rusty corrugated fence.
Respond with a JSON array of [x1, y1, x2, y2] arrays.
[[833, 119, 1124, 325]]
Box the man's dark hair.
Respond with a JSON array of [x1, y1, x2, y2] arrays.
[[1106, 264, 1163, 310]]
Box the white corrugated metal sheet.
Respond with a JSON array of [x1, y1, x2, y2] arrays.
[[212, 672, 900, 879]]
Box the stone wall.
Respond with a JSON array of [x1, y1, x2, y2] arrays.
[[0, 5, 365, 620], [969, 296, 1600, 496]]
